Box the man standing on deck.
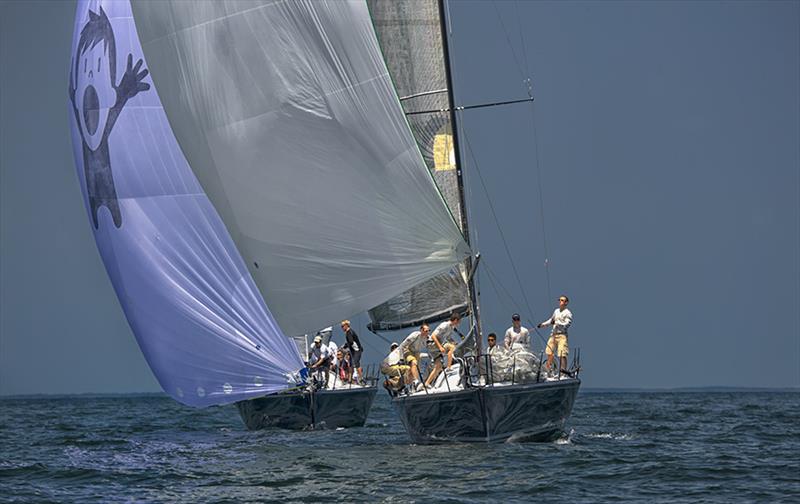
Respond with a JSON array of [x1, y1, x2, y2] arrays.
[[504, 313, 530, 351], [424, 313, 461, 388], [538, 295, 573, 376], [341, 320, 364, 384]]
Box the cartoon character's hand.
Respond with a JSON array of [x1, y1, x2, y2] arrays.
[[116, 53, 150, 102]]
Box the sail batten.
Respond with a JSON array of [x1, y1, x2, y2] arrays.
[[131, 0, 470, 336]]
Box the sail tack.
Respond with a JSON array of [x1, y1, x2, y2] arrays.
[[366, 0, 471, 330], [129, 0, 471, 337], [68, 0, 303, 407]]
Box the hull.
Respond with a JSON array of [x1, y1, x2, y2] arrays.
[[236, 386, 377, 430], [393, 378, 580, 443]]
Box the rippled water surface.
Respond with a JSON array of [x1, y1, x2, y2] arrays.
[[1, 391, 798, 503]]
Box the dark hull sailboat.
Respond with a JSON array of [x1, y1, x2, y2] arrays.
[[236, 386, 378, 431], [393, 379, 579, 443], [368, 0, 582, 444]]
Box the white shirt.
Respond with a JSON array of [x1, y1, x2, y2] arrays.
[[430, 321, 457, 344], [487, 343, 500, 355], [400, 330, 426, 356], [382, 347, 403, 367], [309, 343, 330, 363], [327, 341, 338, 366], [539, 308, 573, 335], [504, 325, 530, 350]]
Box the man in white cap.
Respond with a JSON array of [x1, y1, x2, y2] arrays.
[[309, 334, 332, 387]]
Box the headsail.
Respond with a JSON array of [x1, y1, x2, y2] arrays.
[[68, 0, 303, 407], [366, 0, 471, 330], [129, 0, 471, 337]]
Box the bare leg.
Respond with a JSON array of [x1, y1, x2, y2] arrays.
[[546, 353, 555, 371], [446, 347, 454, 368], [560, 356, 568, 374], [425, 360, 442, 387], [410, 362, 420, 382]]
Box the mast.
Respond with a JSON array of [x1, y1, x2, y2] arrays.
[[437, 0, 483, 353]]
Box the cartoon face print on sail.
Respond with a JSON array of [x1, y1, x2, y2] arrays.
[[69, 6, 150, 229]]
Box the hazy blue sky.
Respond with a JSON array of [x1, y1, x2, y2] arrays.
[[1, 0, 797, 395]]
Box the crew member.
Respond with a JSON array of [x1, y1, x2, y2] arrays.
[[538, 295, 573, 376]]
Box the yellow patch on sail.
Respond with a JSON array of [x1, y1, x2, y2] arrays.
[[433, 134, 456, 172]]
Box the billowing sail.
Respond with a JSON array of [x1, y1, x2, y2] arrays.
[[128, 0, 471, 337], [366, 0, 470, 330], [68, 0, 303, 407]]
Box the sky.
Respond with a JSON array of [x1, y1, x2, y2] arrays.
[[1, 0, 797, 396]]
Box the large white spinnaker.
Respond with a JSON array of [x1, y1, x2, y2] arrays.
[[68, 0, 303, 407], [130, 0, 472, 337]]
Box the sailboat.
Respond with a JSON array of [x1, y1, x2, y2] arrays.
[[67, 0, 470, 430], [68, 0, 579, 439], [365, 0, 582, 443]]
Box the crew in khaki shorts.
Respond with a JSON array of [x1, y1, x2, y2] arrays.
[[398, 324, 428, 391], [424, 313, 461, 388], [381, 344, 411, 392], [538, 295, 573, 376]]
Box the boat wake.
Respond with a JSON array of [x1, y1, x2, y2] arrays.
[[585, 432, 633, 440]]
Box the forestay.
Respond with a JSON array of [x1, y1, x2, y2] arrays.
[[367, 0, 470, 330], [68, 0, 303, 407], [130, 0, 471, 337]]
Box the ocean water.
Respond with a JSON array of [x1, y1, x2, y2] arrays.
[[1, 391, 798, 503]]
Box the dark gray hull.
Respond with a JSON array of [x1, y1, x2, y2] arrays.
[[393, 379, 580, 443], [236, 387, 377, 430]]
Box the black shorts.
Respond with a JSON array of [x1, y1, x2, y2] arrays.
[[351, 349, 363, 368]]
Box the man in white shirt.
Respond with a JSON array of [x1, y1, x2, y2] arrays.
[[486, 333, 499, 355], [308, 335, 332, 387], [504, 313, 530, 352], [398, 324, 428, 391], [538, 295, 573, 376], [424, 314, 461, 388], [327, 339, 339, 368], [381, 344, 412, 393]]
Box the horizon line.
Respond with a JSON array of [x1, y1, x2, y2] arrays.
[[1, 385, 798, 400]]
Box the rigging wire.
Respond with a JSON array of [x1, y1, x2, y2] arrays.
[[491, 1, 527, 82], [493, 0, 554, 301], [460, 128, 537, 323], [448, 0, 556, 340], [481, 258, 550, 349]]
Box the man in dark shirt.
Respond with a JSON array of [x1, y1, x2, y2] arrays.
[[341, 319, 364, 384]]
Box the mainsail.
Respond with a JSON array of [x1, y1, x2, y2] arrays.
[[366, 0, 470, 330], [68, 0, 303, 407], [129, 0, 471, 337]]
